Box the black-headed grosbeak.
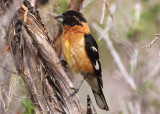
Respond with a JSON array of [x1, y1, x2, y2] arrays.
[[55, 10, 109, 111]]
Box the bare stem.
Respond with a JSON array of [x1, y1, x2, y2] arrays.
[[142, 34, 160, 53]]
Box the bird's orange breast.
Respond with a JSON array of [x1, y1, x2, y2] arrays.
[[62, 25, 94, 75]]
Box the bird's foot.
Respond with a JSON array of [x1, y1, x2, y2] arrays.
[[68, 87, 80, 98], [58, 60, 67, 67]]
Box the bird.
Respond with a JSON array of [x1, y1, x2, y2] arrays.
[[55, 10, 109, 111]]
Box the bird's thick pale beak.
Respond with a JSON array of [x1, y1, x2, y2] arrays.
[[55, 14, 63, 23]]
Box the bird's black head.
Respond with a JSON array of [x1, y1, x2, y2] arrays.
[[55, 10, 87, 27]]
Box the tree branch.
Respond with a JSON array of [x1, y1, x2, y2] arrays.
[[6, 1, 86, 114]]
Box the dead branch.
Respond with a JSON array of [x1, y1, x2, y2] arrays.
[[142, 34, 160, 53], [0, 65, 18, 75], [105, 0, 114, 21], [144, 34, 160, 80], [4, 1, 87, 114], [1, 87, 29, 100], [100, 0, 106, 24]]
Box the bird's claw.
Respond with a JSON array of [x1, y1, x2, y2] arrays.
[[58, 60, 67, 66], [70, 87, 76, 91], [68, 87, 79, 98]]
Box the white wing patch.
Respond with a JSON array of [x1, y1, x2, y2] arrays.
[[94, 61, 99, 70], [90, 46, 97, 52]]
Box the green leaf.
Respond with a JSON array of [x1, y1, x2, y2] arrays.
[[22, 100, 34, 114]]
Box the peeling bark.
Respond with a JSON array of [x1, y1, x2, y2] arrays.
[[6, 2, 86, 114]]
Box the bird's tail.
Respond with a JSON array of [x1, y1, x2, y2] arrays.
[[92, 88, 109, 111]]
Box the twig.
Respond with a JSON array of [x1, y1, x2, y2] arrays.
[[0, 74, 18, 112], [2, 86, 29, 100], [0, 65, 18, 75], [105, 0, 114, 20], [5, 74, 18, 112], [0, 84, 29, 99], [142, 34, 160, 81], [142, 34, 160, 53], [98, 14, 113, 41], [1, 95, 6, 111], [98, 3, 116, 40], [104, 2, 119, 40], [98, 25, 112, 41], [0, 84, 6, 111], [100, 0, 106, 24], [1, 85, 10, 100]]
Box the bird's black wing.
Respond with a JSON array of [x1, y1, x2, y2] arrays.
[[84, 34, 103, 88]]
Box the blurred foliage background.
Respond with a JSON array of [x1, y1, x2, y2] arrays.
[[1, 0, 160, 114]]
